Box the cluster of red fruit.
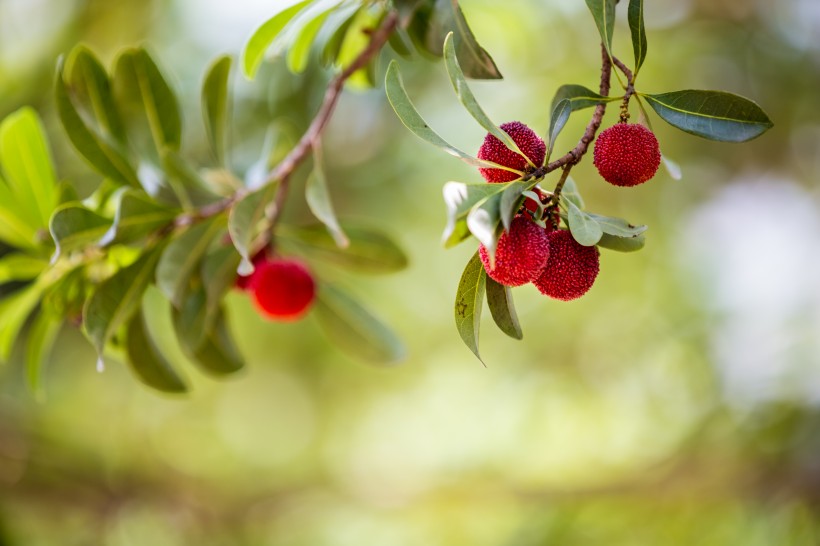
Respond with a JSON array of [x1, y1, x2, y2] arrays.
[[236, 253, 316, 321], [475, 120, 660, 299]]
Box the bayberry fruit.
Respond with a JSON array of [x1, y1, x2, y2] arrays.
[[479, 216, 551, 287], [478, 121, 546, 183], [248, 258, 316, 321], [533, 230, 599, 301], [593, 123, 661, 187]]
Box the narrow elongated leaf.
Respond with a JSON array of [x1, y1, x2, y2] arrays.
[[442, 181, 502, 247], [278, 224, 407, 274], [172, 285, 208, 354], [287, 3, 336, 73], [0, 181, 37, 248], [561, 176, 585, 210], [466, 191, 503, 261], [566, 200, 603, 246], [55, 58, 140, 186], [306, 150, 349, 248], [49, 204, 111, 261], [228, 183, 279, 274], [384, 61, 518, 173], [156, 216, 226, 307], [25, 310, 62, 400], [454, 251, 486, 364], [0, 253, 47, 284], [99, 189, 177, 246], [202, 55, 232, 165], [547, 99, 572, 160], [0, 282, 44, 362], [597, 232, 645, 252], [425, 0, 501, 79], [83, 245, 163, 361], [315, 284, 405, 365], [65, 45, 127, 144], [587, 213, 647, 237], [113, 48, 182, 154], [242, 0, 313, 79], [0, 108, 59, 229], [486, 276, 522, 340], [628, 0, 647, 75], [644, 90, 773, 142], [321, 3, 361, 66], [443, 33, 530, 165], [191, 309, 244, 376], [550, 84, 613, 113], [330, 4, 382, 89], [125, 304, 188, 393], [161, 149, 222, 207], [201, 245, 241, 320], [584, 0, 617, 56], [499, 179, 533, 231]]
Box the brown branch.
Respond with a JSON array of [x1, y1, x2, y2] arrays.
[[173, 10, 400, 230]]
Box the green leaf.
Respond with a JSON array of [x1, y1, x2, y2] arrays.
[[566, 200, 603, 246], [441, 181, 502, 247], [331, 4, 382, 89], [454, 251, 486, 364], [201, 245, 242, 320], [65, 45, 127, 144], [202, 55, 232, 166], [628, 0, 647, 75], [550, 84, 613, 113], [278, 224, 407, 275], [466, 191, 503, 261], [547, 99, 571, 160], [584, 0, 616, 57], [25, 310, 62, 400], [287, 2, 338, 73], [425, 0, 501, 79], [190, 308, 244, 376], [99, 189, 177, 246], [315, 283, 405, 365], [83, 245, 163, 363], [0, 183, 37, 249], [486, 276, 522, 340], [443, 33, 531, 166], [161, 149, 222, 207], [321, 3, 361, 66], [125, 300, 188, 393], [172, 284, 208, 355], [49, 204, 111, 261], [156, 216, 226, 308], [499, 179, 533, 232], [596, 231, 645, 252], [587, 213, 647, 237], [0, 253, 47, 284], [0, 282, 44, 362], [662, 154, 683, 180], [306, 149, 349, 248], [561, 176, 585, 210], [228, 183, 279, 274], [242, 0, 312, 79], [384, 61, 517, 173], [55, 57, 140, 186], [113, 48, 182, 155], [643, 90, 773, 142], [0, 107, 59, 230]]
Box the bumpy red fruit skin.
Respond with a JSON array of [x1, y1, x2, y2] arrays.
[[478, 121, 546, 183], [533, 230, 600, 301], [478, 216, 551, 287], [249, 258, 316, 321], [593, 123, 661, 187]]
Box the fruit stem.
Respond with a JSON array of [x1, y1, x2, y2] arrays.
[[612, 56, 636, 123]]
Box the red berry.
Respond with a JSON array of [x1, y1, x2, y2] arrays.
[[248, 258, 316, 321], [593, 123, 661, 187], [533, 230, 599, 301], [478, 121, 546, 183], [479, 216, 550, 287]]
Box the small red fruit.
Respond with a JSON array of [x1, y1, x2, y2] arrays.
[[478, 121, 546, 183], [479, 216, 551, 287], [248, 258, 316, 321], [533, 230, 599, 301], [593, 123, 661, 187]]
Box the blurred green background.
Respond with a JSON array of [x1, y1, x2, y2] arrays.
[[2, 0, 820, 544]]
